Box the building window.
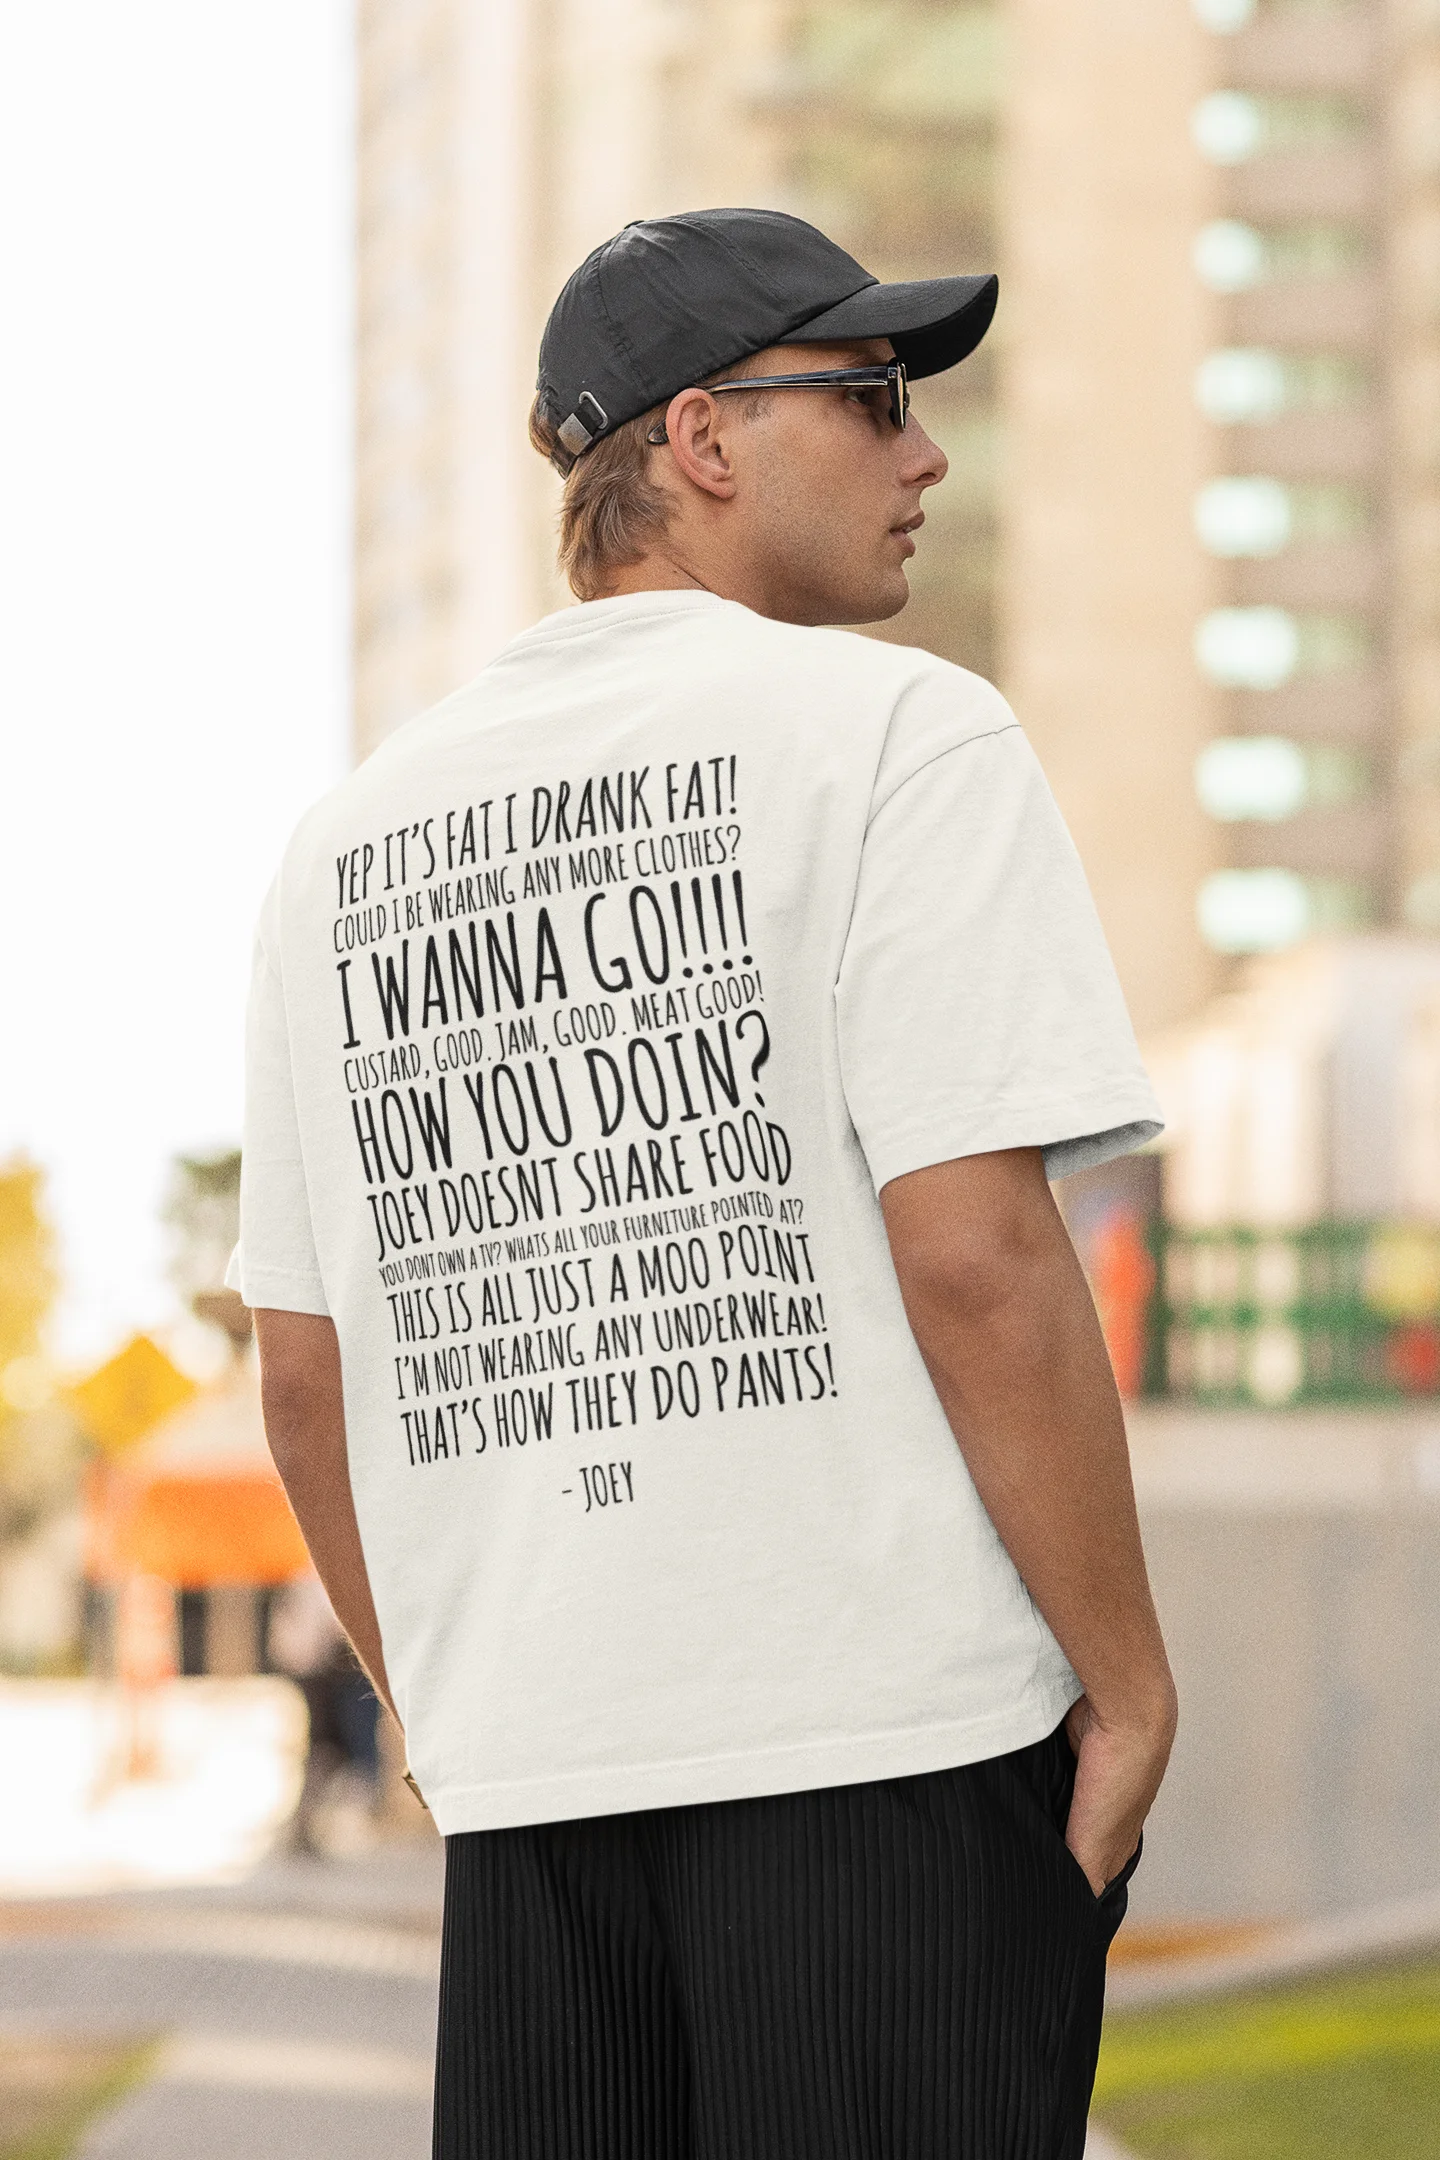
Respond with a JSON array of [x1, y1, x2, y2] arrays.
[[1192, 91, 1366, 166], [1195, 219, 1268, 290], [1193, 218, 1370, 292], [1195, 607, 1372, 689], [1197, 606, 1297, 688], [1195, 477, 1292, 556], [1192, 0, 1363, 25], [1194, 477, 1369, 556], [1198, 869, 1372, 953], [1404, 874, 1440, 931], [1195, 348, 1370, 424], [1193, 92, 1267, 164], [1191, 0, 1255, 30], [1196, 736, 1370, 820]]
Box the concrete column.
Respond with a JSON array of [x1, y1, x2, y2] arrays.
[[203, 1585, 260, 1677], [1001, 0, 1225, 1036]]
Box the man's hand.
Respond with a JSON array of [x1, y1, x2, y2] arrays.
[[881, 1147, 1177, 1891], [1064, 1692, 1175, 1894]]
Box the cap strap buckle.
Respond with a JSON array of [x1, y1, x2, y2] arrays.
[[556, 390, 609, 460]]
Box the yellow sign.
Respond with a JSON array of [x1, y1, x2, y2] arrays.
[[70, 1336, 198, 1457], [1364, 1226, 1440, 1321]]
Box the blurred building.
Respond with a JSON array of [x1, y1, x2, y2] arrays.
[[354, 0, 789, 754], [1007, 0, 1440, 1034], [1003, 0, 1221, 1036], [356, 0, 1440, 1032], [354, 0, 540, 752], [774, 3, 1004, 681], [353, 0, 1002, 753]]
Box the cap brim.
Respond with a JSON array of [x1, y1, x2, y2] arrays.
[[775, 272, 998, 379]]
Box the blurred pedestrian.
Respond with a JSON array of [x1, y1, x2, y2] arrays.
[[267, 1570, 380, 1852], [234, 208, 1176, 2158]]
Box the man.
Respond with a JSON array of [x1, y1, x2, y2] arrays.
[[232, 207, 1175, 2158]]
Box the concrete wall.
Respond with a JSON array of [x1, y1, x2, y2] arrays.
[[1128, 1405, 1440, 1920]]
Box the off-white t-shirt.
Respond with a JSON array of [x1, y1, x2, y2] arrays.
[[230, 590, 1161, 1835]]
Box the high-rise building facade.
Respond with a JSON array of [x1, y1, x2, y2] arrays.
[[1005, 0, 1440, 1036], [1185, 0, 1440, 955]]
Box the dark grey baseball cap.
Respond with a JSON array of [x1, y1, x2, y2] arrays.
[[535, 207, 998, 471]]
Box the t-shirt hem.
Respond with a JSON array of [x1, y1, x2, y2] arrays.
[[1045, 1117, 1163, 1183], [421, 1673, 1083, 1836], [866, 1089, 1162, 1195], [228, 1256, 331, 1317]]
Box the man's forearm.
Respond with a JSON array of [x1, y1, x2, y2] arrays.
[[881, 1151, 1170, 1722], [254, 1308, 396, 1723], [881, 1149, 1175, 1886]]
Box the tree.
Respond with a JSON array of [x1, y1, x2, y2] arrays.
[[162, 1149, 251, 1347], [0, 1158, 77, 1589], [0, 1155, 58, 1385]]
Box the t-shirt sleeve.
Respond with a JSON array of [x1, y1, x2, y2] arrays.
[[835, 707, 1162, 1192], [225, 896, 330, 1315]]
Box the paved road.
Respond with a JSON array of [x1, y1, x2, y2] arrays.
[[0, 1842, 444, 2159]]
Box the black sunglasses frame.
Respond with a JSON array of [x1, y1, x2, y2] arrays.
[[645, 361, 910, 445]]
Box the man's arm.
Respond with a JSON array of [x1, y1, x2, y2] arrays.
[[254, 1307, 396, 1724], [879, 1145, 1176, 1892]]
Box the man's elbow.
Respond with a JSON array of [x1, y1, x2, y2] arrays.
[[880, 1148, 1067, 1326], [893, 1232, 1040, 1328], [255, 1309, 343, 1464]]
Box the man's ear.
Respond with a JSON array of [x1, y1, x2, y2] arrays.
[[663, 388, 738, 501]]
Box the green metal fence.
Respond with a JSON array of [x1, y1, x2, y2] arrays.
[[1152, 1223, 1440, 1407]]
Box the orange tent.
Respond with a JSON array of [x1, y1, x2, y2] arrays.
[[82, 1347, 309, 1590]]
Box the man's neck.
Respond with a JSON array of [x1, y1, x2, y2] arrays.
[[596, 555, 710, 601], [594, 544, 818, 625]]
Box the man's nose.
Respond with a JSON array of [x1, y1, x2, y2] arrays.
[[901, 419, 948, 489]]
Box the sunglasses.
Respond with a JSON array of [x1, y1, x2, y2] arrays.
[[645, 360, 910, 445]]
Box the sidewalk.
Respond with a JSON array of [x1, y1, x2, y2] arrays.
[[1106, 1885, 1440, 2012], [0, 1840, 444, 2160]]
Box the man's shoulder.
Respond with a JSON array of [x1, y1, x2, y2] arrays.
[[868, 657, 1021, 811], [266, 621, 1018, 890], [714, 621, 1022, 813], [695, 612, 1015, 740], [751, 616, 1008, 719]]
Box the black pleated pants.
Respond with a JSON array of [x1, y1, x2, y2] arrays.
[[433, 1720, 1133, 2160]]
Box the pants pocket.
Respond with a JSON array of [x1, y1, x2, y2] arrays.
[[1095, 1834, 1142, 1951]]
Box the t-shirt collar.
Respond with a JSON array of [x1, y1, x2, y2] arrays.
[[499, 586, 738, 657]]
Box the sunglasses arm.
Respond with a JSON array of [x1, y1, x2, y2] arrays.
[[645, 364, 909, 445]]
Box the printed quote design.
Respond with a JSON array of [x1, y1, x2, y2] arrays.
[[331, 756, 838, 1511]]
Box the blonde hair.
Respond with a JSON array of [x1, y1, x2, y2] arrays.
[[528, 356, 772, 602], [528, 399, 670, 603]]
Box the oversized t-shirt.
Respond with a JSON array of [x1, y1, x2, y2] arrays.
[[230, 588, 1161, 1835]]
